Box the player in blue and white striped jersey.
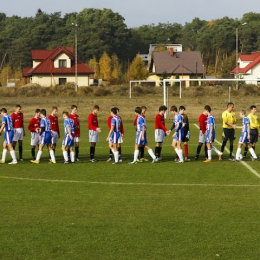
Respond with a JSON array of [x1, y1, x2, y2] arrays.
[[106, 107, 121, 164], [233, 110, 258, 161], [0, 108, 18, 164], [62, 111, 75, 164], [170, 105, 184, 163], [129, 107, 157, 164], [31, 109, 56, 164], [203, 105, 222, 162]]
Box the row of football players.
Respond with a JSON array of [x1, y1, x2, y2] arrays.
[[0, 102, 259, 164]]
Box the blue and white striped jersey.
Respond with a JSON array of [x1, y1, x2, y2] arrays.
[[2, 114, 13, 132], [174, 113, 183, 132], [136, 115, 146, 132], [207, 114, 216, 131], [64, 118, 75, 135], [242, 116, 250, 133], [111, 115, 121, 133], [40, 117, 51, 132]]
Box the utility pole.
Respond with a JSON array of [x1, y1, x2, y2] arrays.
[[72, 23, 78, 92]]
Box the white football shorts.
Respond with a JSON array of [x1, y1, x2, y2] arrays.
[[51, 131, 59, 144], [13, 128, 24, 141], [74, 137, 80, 143], [155, 129, 165, 143], [89, 130, 99, 142], [198, 130, 206, 143], [31, 132, 39, 146]]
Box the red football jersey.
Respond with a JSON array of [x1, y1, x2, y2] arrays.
[[11, 112, 24, 128], [107, 115, 113, 129], [28, 117, 40, 132], [48, 114, 60, 135], [155, 113, 167, 132], [88, 113, 98, 130], [199, 113, 208, 134], [69, 113, 80, 137]]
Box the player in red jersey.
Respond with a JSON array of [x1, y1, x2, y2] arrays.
[[28, 109, 41, 160], [69, 105, 80, 161], [154, 105, 170, 161], [11, 104, 25, 161], [48, 106, 60, 156], [133, 105, 147, 162], [88, 105, 101, 162], [106, 107, 124, 162], [195, 108, 208, 160]]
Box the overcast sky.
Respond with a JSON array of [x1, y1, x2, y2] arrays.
[[1, 0, 260, 27]]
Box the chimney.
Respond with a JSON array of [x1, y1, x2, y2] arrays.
[[169, 47, 174, 56], [66, 46, 74, 54]]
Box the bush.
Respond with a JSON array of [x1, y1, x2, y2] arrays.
[[93, 87, 111, 96]]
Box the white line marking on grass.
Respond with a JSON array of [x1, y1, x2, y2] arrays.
[[194, 124, 260, 178], [1, 175, 260, 187]]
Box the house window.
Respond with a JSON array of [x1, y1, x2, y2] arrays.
[[59, 59, 67, 68], [59, 78, 67, 85]]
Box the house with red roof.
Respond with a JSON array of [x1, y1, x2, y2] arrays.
[[23, 46, 94, 87], [231, 52, 260, 86], [148, 48, 203, 87]]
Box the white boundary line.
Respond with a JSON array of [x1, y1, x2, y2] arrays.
[[0, 175, 260, 187], [194, 124, 260, 178]]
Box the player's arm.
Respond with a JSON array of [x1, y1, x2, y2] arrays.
[[0, 121, 5, 134], [106, 124, 114, 142], [67, 124, 73, 140], [120, 118, 124, 136], [141, 124, 145, 140]]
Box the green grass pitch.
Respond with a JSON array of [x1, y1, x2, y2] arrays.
[[1, 121, 260, 259]]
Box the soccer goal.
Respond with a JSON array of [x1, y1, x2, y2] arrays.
[[162, 78, 259, 117]]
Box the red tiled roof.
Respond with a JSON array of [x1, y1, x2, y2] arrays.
[[26, 46, 94, 75], [239, 52, 260, 61], [231, 53, 260, 74], [150, 51, 203, 75], [22, 67, 33, 77], [31, 50, 53, 60]]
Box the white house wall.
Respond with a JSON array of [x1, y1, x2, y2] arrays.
[[53, 53, 71, 68], [244, 63, 260, 85], [31, 75, 90, 87]]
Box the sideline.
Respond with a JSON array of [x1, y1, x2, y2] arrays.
[[0, 175, 260, 187], [194, 124, 260, 178]]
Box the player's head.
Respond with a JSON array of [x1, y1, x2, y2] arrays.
[[204, 105, 211, 114], [93, 105, 99, 115], [250, 105, 257, 114], [227, 102, 234, 111], [0, 108, 7, 115], [159, 105, 167, 112], [179, 105, 186, 114], [239, 110, 246, 118], [170, 105, 178, 113], [40, 109, 46, 117], [15, 104, 21, 113], [35, 109, 40, 117], [52, 106, 58, 115], [114, 107, 119, 113], [141, 106, 146, 114], [71, 105, 78, 114], [62, 111, 69, 118], [135, 107, 142, 115], [111, 107, 117, 115]]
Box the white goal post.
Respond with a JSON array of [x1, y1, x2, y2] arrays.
[[163, 78, 260, 110]]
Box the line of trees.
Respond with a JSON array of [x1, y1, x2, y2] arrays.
[[0, 9, 260, 85]]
